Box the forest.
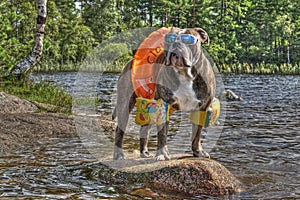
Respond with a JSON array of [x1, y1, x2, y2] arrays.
[[1, 0, 299, 74]]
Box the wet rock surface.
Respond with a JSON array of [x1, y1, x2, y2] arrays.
[[84, 154, 243, 196], [219, 89, 243, 101]]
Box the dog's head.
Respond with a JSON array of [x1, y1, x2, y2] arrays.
[[164, 27, 209, 71]]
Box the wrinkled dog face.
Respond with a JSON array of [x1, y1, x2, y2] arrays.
[[164, 27, 209, 77]]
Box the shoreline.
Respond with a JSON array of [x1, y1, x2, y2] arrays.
[[0, 91, 115, 153]]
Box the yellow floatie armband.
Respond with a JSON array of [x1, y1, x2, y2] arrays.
[[135, 97, 220, 128], [189, 98, 221, 128], [136, 97, 170, 126]]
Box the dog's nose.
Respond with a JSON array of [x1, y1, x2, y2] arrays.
[[173, 41, 181, 48]]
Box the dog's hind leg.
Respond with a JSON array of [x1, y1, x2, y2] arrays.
[[113, 92, 136, 160], [191, 124, 210, 158], [113, 61, 136, 160], [156, 122, 171, 161], [114, 126, 126, 160], [140, 124, 152, 158]]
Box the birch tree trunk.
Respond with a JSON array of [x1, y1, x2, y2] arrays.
[[11, 0, 47, 77]]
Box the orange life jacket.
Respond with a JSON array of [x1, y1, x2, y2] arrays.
[[131, 27, 171, 99]]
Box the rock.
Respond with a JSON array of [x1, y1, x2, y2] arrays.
[[0, 92, 38, 113], [0, 92, 117, 153], [219, 89, 243, 101], [32, 101, 70, 113], [99, 118, 117, 132], [0, 112, 117, 153], [131, 188, 159, 198], [0, 112, 77, 152], [83, 154, 243, 197]]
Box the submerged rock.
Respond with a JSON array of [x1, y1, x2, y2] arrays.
[[219, 89, 243, 101], [84, 154, 243, 197]]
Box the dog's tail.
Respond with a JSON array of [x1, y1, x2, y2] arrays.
[[112, 107, 117, 120]]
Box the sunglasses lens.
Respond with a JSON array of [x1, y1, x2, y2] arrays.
[[165, 33, 197, 45], [165, 34, 177, 43], [180, 35, 197, 45]]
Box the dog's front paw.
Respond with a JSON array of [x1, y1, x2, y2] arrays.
[[113, 152, 125, 160], [193, 149, 210, 159], [156, 154, 170, 161], [113, 147, 125, 160], [140, 151, 153, 158], [156, 147, 171, 161]]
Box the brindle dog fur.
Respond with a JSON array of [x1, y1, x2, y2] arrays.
[[113, 27, 216, 161]]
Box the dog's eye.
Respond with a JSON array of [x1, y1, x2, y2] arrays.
[[165, 34, 177, 43], [180, 34, 197, 45]]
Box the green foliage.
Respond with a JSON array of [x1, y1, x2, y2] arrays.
[[81, 0, 120, 41], [99, 43, 131, 72], [0, 0, 94, 72], [0, 0, 299, 74], [79, 42, 132, 72], [40, 0, 94, 71], [0, 2, 30, 70], [0, 79, 72, 113]]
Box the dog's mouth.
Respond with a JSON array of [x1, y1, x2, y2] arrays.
[[170, 52, 184, 66], [166, 51, 191, 67]]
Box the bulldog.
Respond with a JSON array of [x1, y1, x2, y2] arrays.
[[113, 27, 216, 161]]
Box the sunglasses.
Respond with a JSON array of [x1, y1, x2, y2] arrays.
[[164, 33, 198, 45]]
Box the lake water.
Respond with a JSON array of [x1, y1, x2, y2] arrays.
[[0, 72, 299, 199]]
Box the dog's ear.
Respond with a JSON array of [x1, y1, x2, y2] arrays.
[[194, 28, 209, 45]]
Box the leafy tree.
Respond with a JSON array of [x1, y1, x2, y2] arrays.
[[1, 0, 299, 74], [0, 1, 35, 70], [81, 0, 120, 42], [40, 0, 94, 70]]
